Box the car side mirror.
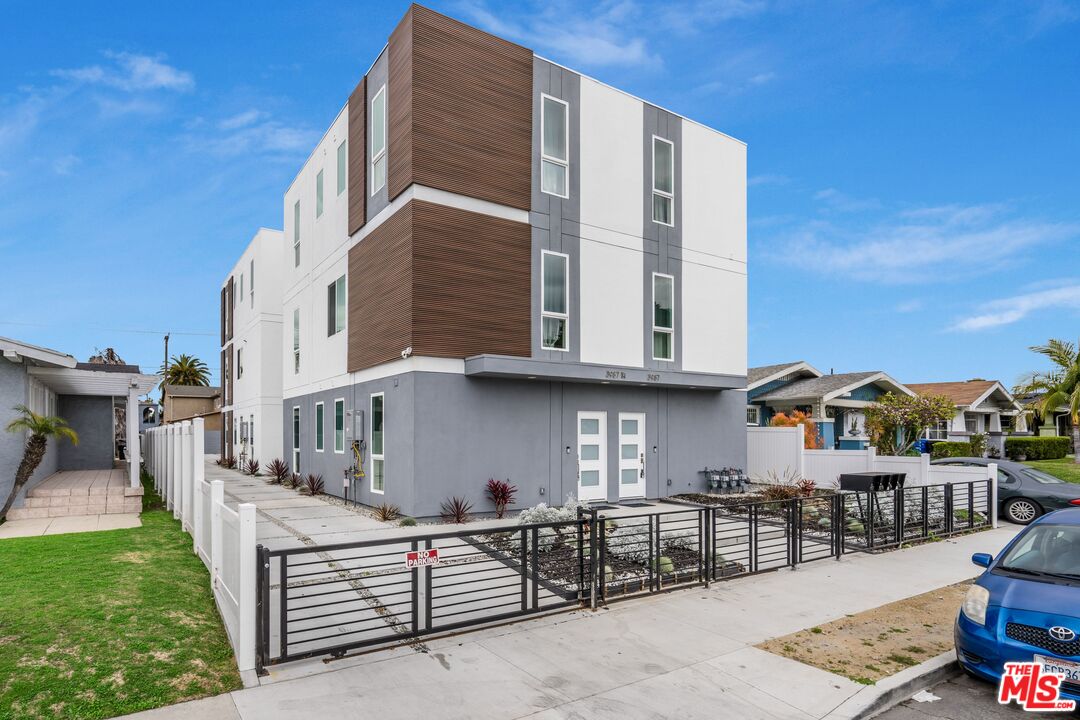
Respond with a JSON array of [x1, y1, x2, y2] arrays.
[[971, 552, 992, 568]]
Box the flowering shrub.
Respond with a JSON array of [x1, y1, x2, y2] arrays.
[[770, 411, 823, 449]]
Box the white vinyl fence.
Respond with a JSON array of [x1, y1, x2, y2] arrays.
[[144, 418, 257, 672]]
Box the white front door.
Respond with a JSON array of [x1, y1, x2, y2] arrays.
[[577, 411, 607, 502], [618, 413, 646, 498]]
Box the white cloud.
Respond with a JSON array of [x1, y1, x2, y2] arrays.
[[658, 0, 768, 35], [52, 52, 193, 92], [184, 117, 318, 158], [949, 283, 1080, 331], [53, 154, 81, 175], [219, 110, 265, 130], [814, 187, 882, 213], [772, 203, 1079, 282]]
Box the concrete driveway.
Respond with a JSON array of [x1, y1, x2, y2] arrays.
[[122, 512, 1021, 720]]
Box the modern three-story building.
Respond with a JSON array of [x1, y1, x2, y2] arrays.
[[220, 4, 747, 517]]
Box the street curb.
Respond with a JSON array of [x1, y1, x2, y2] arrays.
[[822, 651, 960, 720]]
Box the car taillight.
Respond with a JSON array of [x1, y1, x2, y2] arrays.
[[1071, 499, 1080, 506]]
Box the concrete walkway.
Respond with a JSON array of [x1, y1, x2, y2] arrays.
[[121, 510, 1021, 720], [0, 512, 140, 538]]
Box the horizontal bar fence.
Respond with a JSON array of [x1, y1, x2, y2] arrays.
[[255, 479, 994, 672]]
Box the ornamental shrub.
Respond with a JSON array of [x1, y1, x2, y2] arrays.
[[1005, 436, 1071, 460], [930, 441, 973, 459]]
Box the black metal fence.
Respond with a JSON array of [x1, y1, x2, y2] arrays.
[[255, 479, 993, 672]]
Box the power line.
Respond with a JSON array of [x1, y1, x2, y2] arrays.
[[0, 320, 216, 337]]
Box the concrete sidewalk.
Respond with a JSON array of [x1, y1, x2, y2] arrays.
[[121, 521, 1019, 720]]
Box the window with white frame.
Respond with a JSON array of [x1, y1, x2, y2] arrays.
[[327, 275, 346, 336], [541, 94, 568, 197], [541, 250, 568, 350], [316, 169, 324, 218], [965, 414, 979, 434], [293, 200, 301, 267], [371, 393, 385, 493], [315, 402, 324, 452], [652, 273, 674, 361], [652, 136, 674, 226], [370, 86, 387, 194], [746, 406, 760, 426], [927, 420, 948, 440], [292, 406, 301, 473], [334, 398, 345, 453], [239, 273, 243, 302], [337, 140, 347, 195], [293, 308, 300, 374], [236, 347, 243, 378], [249, 259, 254, 307]]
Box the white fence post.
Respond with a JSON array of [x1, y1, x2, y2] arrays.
[[866, 445, 877, 470], [181, 421, 193, 527], [919, 453, 931, 486], [173, 424, 183, 520], [210, 480, 224, 589], [796, 424, 806, 480], [988, 462, 999, 528], [237, 503, 257, 672]]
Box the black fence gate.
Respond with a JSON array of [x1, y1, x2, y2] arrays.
[[255, 479, 993, 672]]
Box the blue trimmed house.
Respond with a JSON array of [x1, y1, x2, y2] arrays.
[[746, 361, 914, 449]]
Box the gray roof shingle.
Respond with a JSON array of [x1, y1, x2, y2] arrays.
[[757, 372, 882, 401], [747, 361, 809, 385]]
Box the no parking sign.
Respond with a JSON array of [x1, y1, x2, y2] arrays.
[[405, 548, 440, 569]]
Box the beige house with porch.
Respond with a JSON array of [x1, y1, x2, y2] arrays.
[[908, 379, 1026, 455]]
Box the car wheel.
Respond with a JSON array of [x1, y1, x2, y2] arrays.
[[1004, 497, 1041, 525]]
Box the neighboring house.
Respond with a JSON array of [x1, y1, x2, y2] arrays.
[[218, 4, 748, 517], [906, 380, 1027, 454], [161, 384, 223, 456], [747, 361, 913, 449], [1015, 391, 1074, 439], [219, 228, 284, 464], [0, 336, 157, 508]]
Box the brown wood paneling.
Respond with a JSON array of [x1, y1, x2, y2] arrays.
[[347, 203, 414, 372], [411, 200, 530, 358], [347, 76, 367, 235], [387, 5, 533, 209], [387, 7, 414, 200]]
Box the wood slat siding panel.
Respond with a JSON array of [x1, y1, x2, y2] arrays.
[[411, 200, 530, 358], [387, 7, 414, 200], [347, 203, 413, 372], [347, 76, 367, 235]]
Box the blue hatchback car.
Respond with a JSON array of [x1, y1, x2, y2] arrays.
[[956, 508, 1080, 702]]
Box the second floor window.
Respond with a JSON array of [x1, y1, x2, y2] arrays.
[[316, 169, 324, 218], [652, 136, 674, 226], [653, 273, 674, 361], [337, 140, 347, 195], [541, 250, 568, 351], [541, 95, 569, 197], [327, 275, 346, 336], [371, 86, 387, 194], [293, 308, 300, 374], [293, 200, 301, 267]]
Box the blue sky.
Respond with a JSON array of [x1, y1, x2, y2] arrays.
[[2, 0, 1078, 389]]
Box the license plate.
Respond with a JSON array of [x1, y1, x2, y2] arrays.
[[1035, 654, 1080, 682]]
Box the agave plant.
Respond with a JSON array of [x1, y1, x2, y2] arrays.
[[440, 496, 472, 524], [245, 458, 260, 476], [266, 458, 290, 484], [485, 478, 518, 519], [301, 473, 325, 496], [374, 502, 401, 522]]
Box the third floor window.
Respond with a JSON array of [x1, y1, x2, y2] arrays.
[[652, 136, 674, 226], [541, 95, 568, 198], [371, 86, 387, 194]]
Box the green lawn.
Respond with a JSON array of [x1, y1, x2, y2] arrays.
[[0, 476, 241, 719], [1025, 456, 1080, 484]]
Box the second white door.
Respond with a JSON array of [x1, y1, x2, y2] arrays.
[[618, 412, 646, 499], [577, 411, 607, 502]]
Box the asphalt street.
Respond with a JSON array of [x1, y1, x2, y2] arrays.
[[876, 672, 1056, 719]]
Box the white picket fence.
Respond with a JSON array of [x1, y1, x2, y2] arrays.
[[748, 425, 998, 489], [144, 418, 257, 673]]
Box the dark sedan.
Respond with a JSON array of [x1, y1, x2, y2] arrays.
[[932, 457, 1080, 525]]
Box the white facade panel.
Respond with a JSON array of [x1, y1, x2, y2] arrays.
[[579, 240, 642, 367], [579, 77, 643, 243], [681, 261, 746, 376], [681, 120, 747, 264]]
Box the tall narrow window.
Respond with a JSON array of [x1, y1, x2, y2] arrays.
[[370, 393, 384, 493], [250, 414, 254, 453], [292, 406, 301, 473], [249, 259, 254, 307], [337, 140, 347, 195], [370, 86, 387, 194], [239, 273, 243, 302], [653, 273, 674, 361], [315, 402, 324, 452], [236, 347, 243, 378], [541, 95, 568, 197], [541, 251, 569, 350], [327, 275, 346, 336], [652, 137, 674, 226], [293, 308, 300, 374], [293, 200, 301, 266], [334, 398, 345, 453], [316, 169, 324, 218]]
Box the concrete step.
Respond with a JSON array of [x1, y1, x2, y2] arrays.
[[27, 485, 143, 499], [8, 498, 142, 520]]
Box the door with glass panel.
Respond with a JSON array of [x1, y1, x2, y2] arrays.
[[618, 413, 646, 499], [577, 412, 607, 502]]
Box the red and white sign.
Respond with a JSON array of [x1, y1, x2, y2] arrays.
[[998, 661, 1076, 711], [405, 548, 440, 569]]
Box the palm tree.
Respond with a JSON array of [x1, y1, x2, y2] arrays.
[[1015, 339, 1080, 465], [3, 405, 79, 520], [160, 354, 211, 387]]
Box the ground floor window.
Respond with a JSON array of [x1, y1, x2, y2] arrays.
[[292, 406, 301, 473], [370, 393, 384, 493], [315, 402, 324, 452], [927, 420, 948, 440], [965, 414, 979, 434], [334, 398, 345, 453], [746, 405, 760, 426]]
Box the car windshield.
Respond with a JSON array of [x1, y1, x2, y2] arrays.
[[998, 524, 1080, 578], [1021, 469, 1065, 485]]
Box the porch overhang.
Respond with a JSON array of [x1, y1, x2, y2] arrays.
[[27, 367, 159, 396], [464, 354, 746, 390]]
